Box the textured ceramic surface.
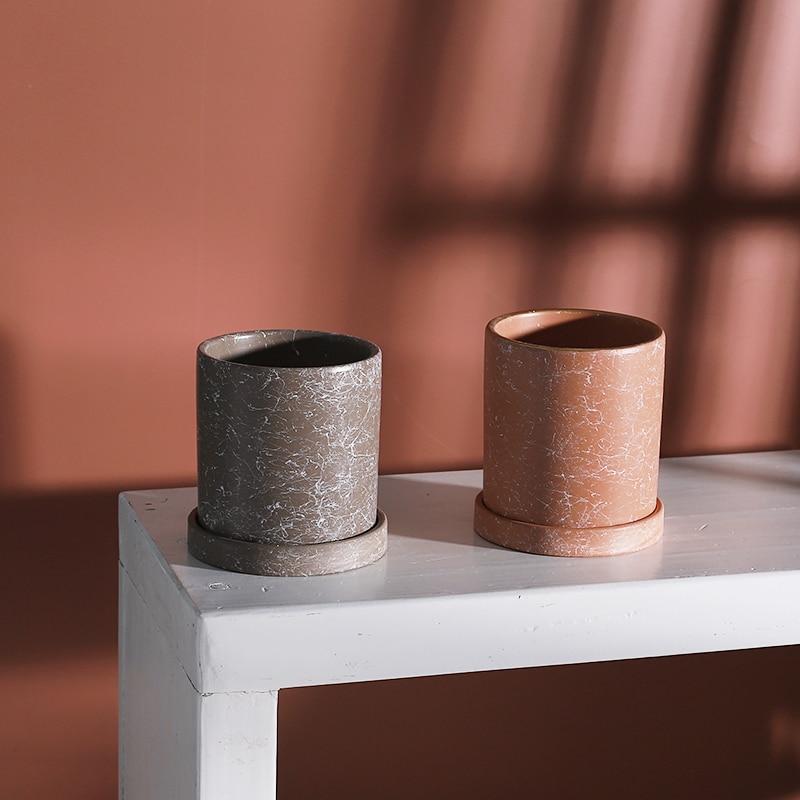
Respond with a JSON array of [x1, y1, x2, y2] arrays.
[[477, 309, 666, 557], [474, 493, 664, 557], [187, 508, 387, 577], [197, 329, 382, 546]]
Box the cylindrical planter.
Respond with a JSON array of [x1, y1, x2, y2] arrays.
[[188, 329, 387, 576], [475, 309, 666, 557]]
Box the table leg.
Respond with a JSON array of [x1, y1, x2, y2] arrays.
[[119, 567, 279, 799]]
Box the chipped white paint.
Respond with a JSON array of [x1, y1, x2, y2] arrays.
[[120, 450, 800, 797]]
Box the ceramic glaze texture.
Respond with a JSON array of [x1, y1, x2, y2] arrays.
[[197, 330, 381, 546], [481, 309, 665, 554], [187, 509, 387, 577], [474, 494, 664, 557]]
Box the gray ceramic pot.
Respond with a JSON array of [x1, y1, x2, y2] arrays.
[[189, 329, 387, 576]]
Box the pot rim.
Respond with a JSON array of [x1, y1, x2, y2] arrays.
[[198, 328, 381, 372], [487, 308, 664, 353]]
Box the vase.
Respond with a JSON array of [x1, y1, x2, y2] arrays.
[[475, 309, 665, 557], [188, 329, 387, 576]]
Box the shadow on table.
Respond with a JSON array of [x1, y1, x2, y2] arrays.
[[666, 450, 800, 491], [379, 475, 498, 549]]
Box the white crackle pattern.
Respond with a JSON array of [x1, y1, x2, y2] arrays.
[[197, 336, 381, 545], [484, 332, 665, 531], [475, 492, 663, 557], [187, 509, 387, 576]]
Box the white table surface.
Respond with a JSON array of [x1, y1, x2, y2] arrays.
[[119, 450, 800, 695]]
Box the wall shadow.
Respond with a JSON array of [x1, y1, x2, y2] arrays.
[[0, 488, 121, 798], [0, 489, 119, 666], [348, 0, 800, 461]]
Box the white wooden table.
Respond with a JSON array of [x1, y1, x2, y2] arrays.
[[119, 450, 800, 799]]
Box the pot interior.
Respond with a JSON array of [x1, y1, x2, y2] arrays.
[[201, 330, 378, 368], [493, 310, 662, 350]]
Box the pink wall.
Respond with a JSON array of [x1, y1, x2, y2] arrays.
[[2, 0, 799, 493], [2, 1, 799, 797]]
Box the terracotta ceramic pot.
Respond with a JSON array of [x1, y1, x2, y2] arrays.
[[188, 329, 387, 576], [475, 309, 666, 557]]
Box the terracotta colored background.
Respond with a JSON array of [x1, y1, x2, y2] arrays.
[[2, 0, 800, 797]]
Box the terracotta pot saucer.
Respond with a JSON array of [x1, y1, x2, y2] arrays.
[[474, 492, 663, 557]]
